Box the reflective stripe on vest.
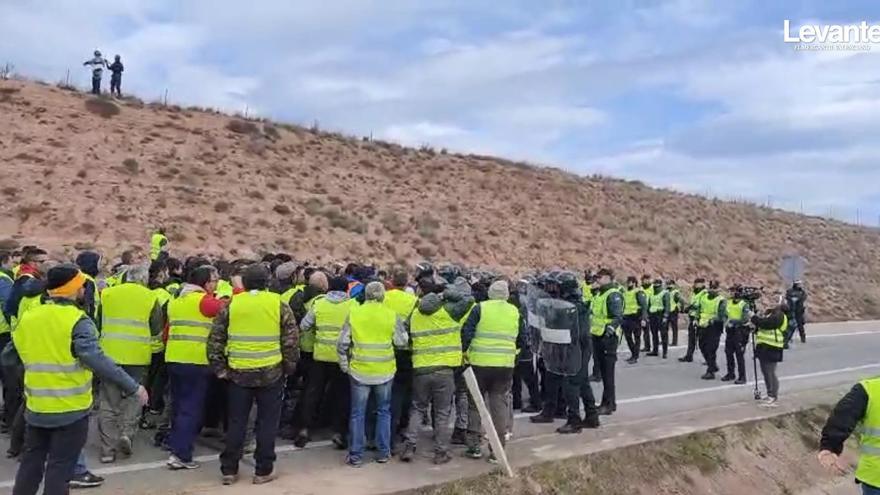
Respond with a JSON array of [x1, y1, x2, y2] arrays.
[[623, 288, 641, 316], [349, 301, 398, 382], [591, 287, 620, 337], [100, 283, 157, 365], [410, 306, 462, 368], [312, 297, 354, 363], [698, 295, 723, 328], [467, 300, 518, 368], [649, 289, 667, 314], [756, 314, 786, 349], [13, 303, 93, 414], [165, 292, 212, 365], [856, 378, 880, 487], [226, 291, 282, 370]]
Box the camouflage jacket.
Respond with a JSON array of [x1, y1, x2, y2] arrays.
[[208, 301, 299, 387]]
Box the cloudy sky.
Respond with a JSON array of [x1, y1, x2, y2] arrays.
[[2, 0, 879, 224]]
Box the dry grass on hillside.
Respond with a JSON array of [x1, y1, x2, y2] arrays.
[[1, 79, 879, 321]]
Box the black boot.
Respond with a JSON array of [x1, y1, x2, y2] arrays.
[[589, 374, 601, 383], [529, 414, 555, 424], [581, 415, 601, 429], [678, 356, 693, 362], [734, 377, 747, 385], [597, 404, 615, 416], [700, 372, 715, 380], [522, 404, 541, 414], [556, 421, 582, 434], [646, 351, 659, 357], [720, 374, 735, 382], [626, 357, 638, 364]]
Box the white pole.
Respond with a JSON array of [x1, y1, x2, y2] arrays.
[[463, 366, 514, 478]]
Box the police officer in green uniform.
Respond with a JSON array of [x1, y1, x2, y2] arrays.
[[679, 278, 707, 363], [697, 280, 726, 380], [590, 269, 624, 415], [721, 285, 751, 384], [621, 276, 648, 364]]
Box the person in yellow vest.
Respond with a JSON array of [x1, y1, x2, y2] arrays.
[[750, 301, 787, 407], [646, 279, 671, 358], [399, 284, 458, 465], [208, 264, 298, 486], [337, 282, 407, 467], [164, 265, 221, 470], [590, 269, 625, 416], [697, 280, 727, 380], [461, 280, 527, 461], [818, 377, 880, 494], [284, 269, 328, 439], [11, 264, 148, 495], [150, 229, 168, 261], [667, 279, 684, 346], [679, 277, 707, 362], [382, 270, 418, 453], [721, 286, 752, 385], [295, 276, 355, 449], [97, 263, 165, 463], [442, 276, 476, 446], [621, 276, 648, 364]]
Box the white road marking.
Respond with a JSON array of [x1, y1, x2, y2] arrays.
[[660, 329, 880, 351]]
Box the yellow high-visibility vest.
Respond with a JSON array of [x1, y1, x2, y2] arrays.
[[410, 306, 462, 369], [348, 301, 397, 382], [855, 377, 880, 488], [226, 291, 282, 370], [13, 302, 93, 414], [467, 300, 519, 368], [165, 292, 213, 365], [100, 283, 157, 365], [312, 297, 355, 363]]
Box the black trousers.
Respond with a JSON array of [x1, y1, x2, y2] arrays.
[[784, 313, 806, 345], [683, 317, 698, 359], [110, 75, 121, 97], [286, 351, 313, 430], [145, 351, 167, 412], [592, 334, 618, 408], [537, 359, 565, 416], [724, 325, 747, 379], [668, 311, 680, 346], [699, 323, 723, 373], [649, 313, 668, 356], [512, 359, 540, 409], [541, 369, 597, 422], [13, 415, 89, 495], [301, 360, 349, 435], [91, 76, 101, 95], [622, 315, 641, 360], [220, 380, 283, 477], [641, 317, 652, 351], [203, 376, 227, 431], [390, 355, 413, 443]]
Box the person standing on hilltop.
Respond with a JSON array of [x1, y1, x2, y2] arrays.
[[83, 50, 106, 95], [108, 55, 124, 98], [151, 229, 168, 262]]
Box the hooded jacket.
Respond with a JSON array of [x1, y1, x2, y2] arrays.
[[443, 277, 475, 323]]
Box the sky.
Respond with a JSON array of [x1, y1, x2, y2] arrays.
[[2, 0, 880, 224]]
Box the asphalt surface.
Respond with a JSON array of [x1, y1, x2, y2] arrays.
[[0, 320, 877, 494]]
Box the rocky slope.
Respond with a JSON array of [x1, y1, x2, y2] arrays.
[[1, 79, 879, 320]]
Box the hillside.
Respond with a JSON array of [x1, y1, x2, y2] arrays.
[[1, 79, 879, 321]]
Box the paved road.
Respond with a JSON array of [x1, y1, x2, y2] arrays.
[[0, 320, 877, 494]]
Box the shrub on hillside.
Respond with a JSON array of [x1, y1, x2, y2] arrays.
[[122, 158, 139, 175], [84, 97, 120, 118], [226, 119, 260, 135]]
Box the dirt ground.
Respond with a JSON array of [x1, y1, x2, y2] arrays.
[[401, 407, 861, 495]]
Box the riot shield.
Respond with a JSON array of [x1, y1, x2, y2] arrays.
[[526, 283, 580, 376]]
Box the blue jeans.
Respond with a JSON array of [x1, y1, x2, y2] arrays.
[[864, 483, 880, 495], [73, 451, 88, 476], [349, 378, 392, 461], [167, 363, 212, 462]]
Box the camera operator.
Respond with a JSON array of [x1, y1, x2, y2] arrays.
[[751, 297, 789, 407]]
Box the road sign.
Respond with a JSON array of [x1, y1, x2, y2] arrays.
[[779, 254, 805, 286]]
